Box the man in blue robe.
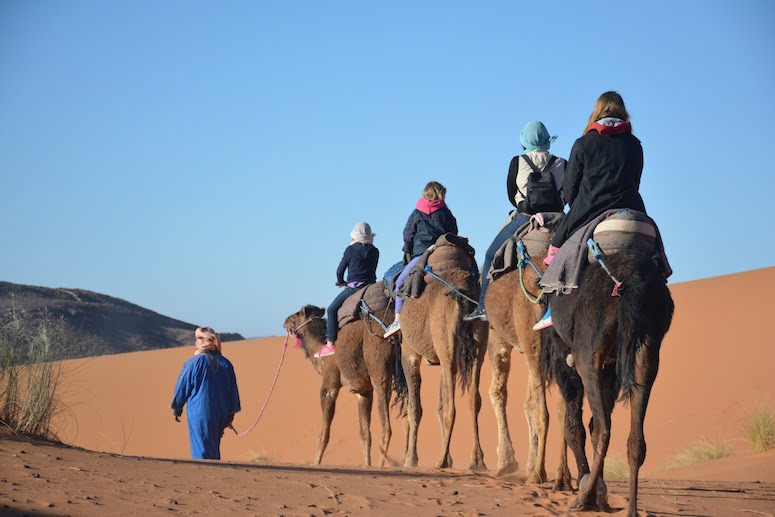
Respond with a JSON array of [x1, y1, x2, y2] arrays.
[[171, 327, 241, 460]]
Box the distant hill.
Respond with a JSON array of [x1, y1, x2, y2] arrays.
[[0, 281, 244, 360]]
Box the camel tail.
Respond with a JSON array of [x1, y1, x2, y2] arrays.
[[455, 298, 477, 394], [391, 335, 408, 412], [615, 252, 673, 402]]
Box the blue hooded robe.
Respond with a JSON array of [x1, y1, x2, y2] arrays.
[[171, 352, 241, 459]]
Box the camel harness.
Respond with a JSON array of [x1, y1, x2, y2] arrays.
[[423, 265, 479, 306]]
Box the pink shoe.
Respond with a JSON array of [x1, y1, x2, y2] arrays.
[[543, 244, 560, 266], [314, 344, 335, 358]]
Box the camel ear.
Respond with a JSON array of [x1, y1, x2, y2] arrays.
[[314, 306, 325, 317]]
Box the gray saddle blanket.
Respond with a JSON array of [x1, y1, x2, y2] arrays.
[[539, 209, 673, 295], [397, 233, 477, 300], [337, 282, 392, 328], [488, 212, 565, 282]]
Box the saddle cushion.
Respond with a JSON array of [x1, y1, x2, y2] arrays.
[[540, 208, 672, 295], [488, 212, 564, 282], [589, 212, 657, 261], [398, 234, 477, 300], [337, 282, 391, 328]]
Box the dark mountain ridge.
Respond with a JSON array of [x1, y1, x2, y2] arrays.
[[0, 281, 243, 360]]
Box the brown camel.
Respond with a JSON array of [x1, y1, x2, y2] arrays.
[[543, 248, 674, 517], [283, 303, 396, 467], [485, 251, 577, 486], [396, 245, 488, 470]]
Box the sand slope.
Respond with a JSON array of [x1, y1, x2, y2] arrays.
[[2, 267, 775, 515]]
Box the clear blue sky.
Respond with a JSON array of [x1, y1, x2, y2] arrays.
[[2, 1, 773, 338]]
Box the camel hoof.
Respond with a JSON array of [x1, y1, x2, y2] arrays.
[[495, 461, 520, 477], [577, 474, 609, 509], [570, 496, 596, 511], [578, 474, 608, 500], [552, 472, 573, 492], [525, 471, 547, 485], [468, 460, 488, 472]]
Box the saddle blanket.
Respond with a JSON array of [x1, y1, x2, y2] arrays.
[[539, 209, 672, 295], [337, 282, 393, 328], [488, 212, 564, 282], [397, 233, 477, 300]]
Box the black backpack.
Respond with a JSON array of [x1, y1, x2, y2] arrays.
[[516, 155, 563, 213]]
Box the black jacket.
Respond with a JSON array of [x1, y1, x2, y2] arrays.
[[551, 130, 646, 248], [402, 202, 458, 259], [336, 243, 379, 285]]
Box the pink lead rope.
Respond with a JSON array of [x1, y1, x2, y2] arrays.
[[229, 316, 318, 437]]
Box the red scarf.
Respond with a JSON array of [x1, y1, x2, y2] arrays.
[[587, 120, 632, 136]]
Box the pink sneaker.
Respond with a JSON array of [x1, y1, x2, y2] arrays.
[[314, 344, 335, 358]]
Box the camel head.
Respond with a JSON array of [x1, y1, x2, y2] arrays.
[[283, 305, 325, 334]]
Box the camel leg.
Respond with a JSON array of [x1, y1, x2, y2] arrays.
[[435, 363, 456, 469], [625, 341, 659, 517], [552, 397, 573, 491], [523, 365, 548, 484], [314, 384, 340, 465], [402, 350, 422, 468], [571, 353, 611, 512], [552, 334, 589, 490], [488, 335, 518, 476], [467, 324, 487, 471], [375, 378, 393, 468], [356, 392, 373, 467]]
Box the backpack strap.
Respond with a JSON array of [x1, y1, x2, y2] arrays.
[[523, 154, 557, 174]]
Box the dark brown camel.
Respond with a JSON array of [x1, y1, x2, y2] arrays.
[[485, 251, 576, 487], [396, 245, 488, 470], [543, 249, 673, 516], [283, 303, 397, 467]]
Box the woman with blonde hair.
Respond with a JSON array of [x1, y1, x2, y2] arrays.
[[535, 91, 647, 330], [383, 181, 458, 338]]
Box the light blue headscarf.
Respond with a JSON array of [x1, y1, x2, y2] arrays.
[[520, 121, 557, 152]]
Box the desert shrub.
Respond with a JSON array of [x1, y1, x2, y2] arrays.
[[664, 439, 734, 470], [603, 455, 628, 479], [0, 306, 66, 439], [745, 408, 775, 454]]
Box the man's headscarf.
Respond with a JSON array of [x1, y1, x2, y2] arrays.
[[195, 327, 222, 355]]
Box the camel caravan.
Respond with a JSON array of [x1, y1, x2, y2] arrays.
[[284, 92, 674, 517]]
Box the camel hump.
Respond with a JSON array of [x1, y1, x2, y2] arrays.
[[590, 211, 657, 258], [337, 283, 391, 329]]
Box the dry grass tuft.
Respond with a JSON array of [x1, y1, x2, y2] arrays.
[[744, 407, 775, 454], [0, 306, 67, 439], [664, 439, 734, 471], [603, 455, 629, 479]]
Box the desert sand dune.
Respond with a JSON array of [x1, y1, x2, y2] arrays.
[[2, 267, 775, 515]]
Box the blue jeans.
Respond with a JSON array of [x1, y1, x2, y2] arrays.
[[394, 256, 421, 314], [479, 212, 531, 307], [327, 286, 357, 342]]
